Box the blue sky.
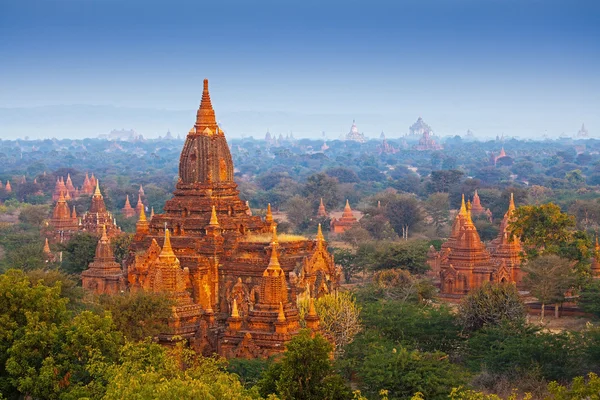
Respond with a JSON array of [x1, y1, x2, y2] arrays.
[[0, 0, 599, 139]]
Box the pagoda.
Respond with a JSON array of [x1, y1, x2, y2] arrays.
[[65, 174, 77, 198], [408, 117, 433, 137], [345, 120, 366, 143], [135, 194, 145, 215], [413, 130, 442, 151], [122, 195, 136, 218], [50, 191, 79, 242], [4, 181, 11, 193], [435, 199, 498, 297], [81, 181, 121, 238], [470, 190, 486, 215], [488, 193, 523, 286], [139, 184, 145, 197], [317, 198, 327, 218], [124, 79, 338, 356], [52, 177, 67, 201], [81, 225, 124, 295], [82, 173, 94, 195], [331, 200, 358, 234]]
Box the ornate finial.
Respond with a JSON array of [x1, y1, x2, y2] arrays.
[[277, 302, 286, 322], [101, 224, 108, 241], [71, 205, 77, 219], [508, 192, 516, 212], [57, 190, 66, 202], [231, 298, 240, 318], [94, 179, 101, 196], [272, 225, 279, 246], [161, 228, 175, 257], [150, 207, 155, 219], [209, 205, 219, 226], [43, 238, 51, 254]]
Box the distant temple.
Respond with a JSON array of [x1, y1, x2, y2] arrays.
[[346, 120, 366, 143], [122, 195, 136, 218], [81, 181, 121, 238], [427, 194, 522, 297], [50, 192, 79, 242], [331, 200, 358, 234], [81, 225, 125, 295], [414, 130, 442, 151], [317, 198, 328, 218], [577, 123, 589, 138], [115, 80, 338, 357], [377, 132, 399, 154], [408, 117, 433, 136]]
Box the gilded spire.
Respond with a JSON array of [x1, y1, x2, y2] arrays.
[[277, 302, 286, 322], [194, 79, 218, 133], [160, 229, 176, 259], [138, 204, 147, 222], [101, 224, 108, 241], [43, 238, 51, 254], [308, 297, 317, 317], [209, 205, 219, 226], [266, 226, 282, 271], [266, 203, 273, 223], [71, 206, 77, 219], [316, 223, 325, 242], [150, 207, 155, 219], [459, 194, 467, 216], [94, 179, 101, 197], [508, 193, 516, 213], [231, 298, 240, 318]]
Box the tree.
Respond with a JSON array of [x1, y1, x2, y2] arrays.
[[522, 255, 576, 321], [424, 192, 450, 236], [257, 330, 352, 400], [285, 195, 314, 228], [298, 292, 362, 357], [325, 167, 360, 183], [508, 203, 576, 257], [59, 233, 99, 275], [98, 291, 175, 341], [111, 233, 133, 264], [358, 345, 468, 400], [332, 248, 361, 283], [356, 240, 429, 274], [26, 269, 84, 310], [302, 173, 341, 211], [578, 279, 600, 318], [385, 195, 423, 240], [429, 170, 464, 193], [372, 269, 436, 303], [547, 373, 600, 400], [18, 204, 50, 228], [458, 282, 526, 331], [340, 225, 372, 248]]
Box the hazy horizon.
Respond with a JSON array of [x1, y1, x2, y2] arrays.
[[1, 0, 598, 139]]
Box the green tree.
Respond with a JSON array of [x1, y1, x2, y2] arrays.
[[578, 279, 600, 318], [98, 291, 175, 341], [385, 195, 423, 240], [424, 192, 450, 236], [18, 204, 50, 228], [302, 173, 341, 211], [285, 195, 313, 228], [458, 282, 525, 332], [522, 255, 576, 321], [59, 232, 98, 274], [508, 203, 576, 257], [331, 248, 361, 283], [257, 330, 352, 400]]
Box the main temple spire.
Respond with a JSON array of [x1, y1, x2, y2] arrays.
[[195, 79, 219, 134]]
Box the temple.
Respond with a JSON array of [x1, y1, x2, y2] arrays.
[[414, 130, 442, 151], [122, 195, 136, 218], [346, 120, 366, 143], [408, 117, 433, 136], [317, 198, 328, 218], [81, 225, 125, 295], [81, 181, 121, 238], [331, 200, 358, 234], [49, 192, 79, 242], [428, 194, 522, 298], [123, 79, 338, 357]]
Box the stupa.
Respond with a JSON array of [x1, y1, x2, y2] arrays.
[[81, 181, 121, 238], [122, 195, 136, 218], [345, 120, 366, 143], [331, 200, 358, 234], [317, 198, 327, 217], [488, 193, 523, 286], [50, 191, 79, 242], [81, 225, 125, 295]]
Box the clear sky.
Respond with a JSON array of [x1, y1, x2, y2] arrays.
[[0, 0, 599, 139]]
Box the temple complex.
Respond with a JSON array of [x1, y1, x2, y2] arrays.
[[81, 225, 125, 295], [413, 130, 443, 151], [346, 120, 366, 143], [331, 200, 358, 234], [81, 181, 121, 238], [122, 195, 136, 218], [429, 194, 523, 297], [123, 79, 338, 357], [49, 192, 79, 242]]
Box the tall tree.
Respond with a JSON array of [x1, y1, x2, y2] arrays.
[[522, 254, 576, 321], [424, 192, 450, 236], [385, 195, 423, 240]]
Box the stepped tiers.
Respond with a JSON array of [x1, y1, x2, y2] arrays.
[[50, 192, 79, 242], [124, 80, 338, 357], [81, 181, 121, 238], [331, 200, 358, 234], [428, 194, 522, 298], [82, 225, 125, 295]]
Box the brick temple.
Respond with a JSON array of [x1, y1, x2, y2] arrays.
[[83, 79, 339, 358]]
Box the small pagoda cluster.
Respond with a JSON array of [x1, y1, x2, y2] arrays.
[[427, 193, 523, 298], [52, 173, 97, 201], [49, 180, 121, 242], [80, 80, 338, 358], [122, 185, 146, 218]]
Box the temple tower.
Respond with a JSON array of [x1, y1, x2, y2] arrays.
[[122, 195, 136, 218], [81, 225, 124, 295]]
